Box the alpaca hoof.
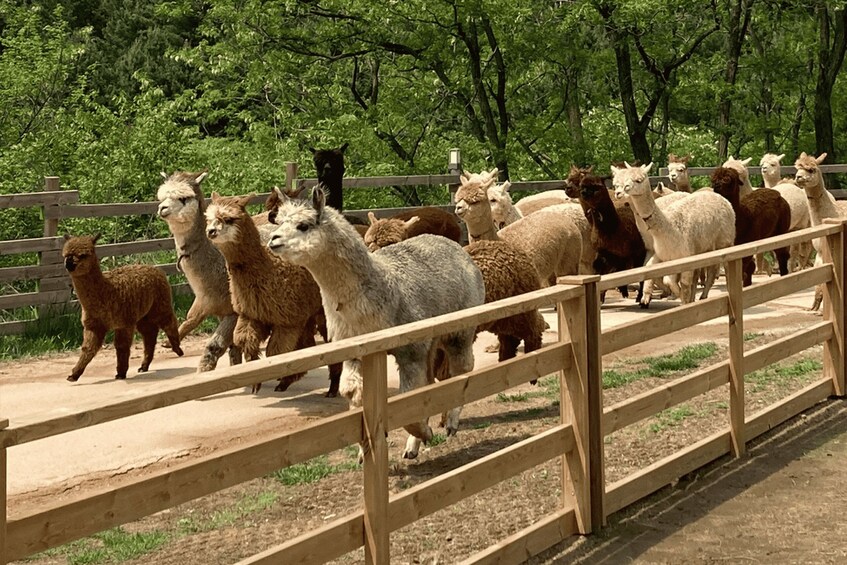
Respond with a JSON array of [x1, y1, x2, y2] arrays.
[[172, 346, 184, 357], [640, 302, 650, 310], [137, 366, 149, 373], [402, 449, 419, 460], [160, 339, 172, 349], [115, 374, 127, 380], [274, 380, 291, 392], [445, 426, 458, 437], [530, 378, 538, 385], [67, 374, 80, 382], [251, 382, 262, 394], [324, 389, 338, 398]]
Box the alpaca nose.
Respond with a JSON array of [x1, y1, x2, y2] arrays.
[[64, 257, 75, 271], [207, 227, 217, 238], [455, 203, 465, 216], [268, 235, 284, 250], [158, 205, 170, 218]]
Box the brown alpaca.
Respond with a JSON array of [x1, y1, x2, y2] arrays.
[[62, 234, 183, 382], [710, 167, 792, 286], [363, 207, 462, 251], [205, 192, 341, 395]]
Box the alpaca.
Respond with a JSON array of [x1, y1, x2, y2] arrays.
[[157, 171, 243, 372], [267, 185, 485, 460], [794, 152, 847, 310], [577, 174, 646, 302], [667, 154, 693, 192], [760, 153, 789, 188], [62, 234, 184, 381], [206, 192, 341, 396], [311, 143, 348, 212], [487, 179, 595, 275], [454, 168, 582, 286], [513, 190, 574, 218], [363, 207, 462, 251], [721, 155, 755, 197], [710, 167, 792, 286], [615, 163, 736, 306]]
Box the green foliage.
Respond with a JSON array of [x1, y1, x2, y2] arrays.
[[747, 358, 823, 391], [30, 527, 170, 565], [271, 455, 359, 486], [649, 405, 695, 433], [603, 343, 718, 389], [177, 492, 278, 534]]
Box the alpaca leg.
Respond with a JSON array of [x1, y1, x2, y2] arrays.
[[156, 308, 183, 357], [198, 313, 237, 373], [498, 334, 520, 362], [741, 257, 756, 287], [811, 284, 824, 312], [678, 271, 695, 304], [136, 320, 159, 373], [164, 298, 206, 349], [398, 355, 434, 459], [68, 325, 107, 382], [699, 265, 719, 300], [438, 332, 476, 436], [233, 316, 270, 392], [269, 328, 308, 393], [315, 312, 341, 397], [775, 247, 790, 277], [640, 256, 661, 308], [113, 327, 134, 379]]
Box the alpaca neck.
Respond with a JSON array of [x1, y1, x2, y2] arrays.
[[805, 172, 839, 225], [739, 176, 754, 197], [168, 212, 208, 261], [591, 196, 620, 230], [626, 188, 674, 237], [464, 211, 501, 243], [217, 219, 274, 273], [502, 204, 523, 226], [671, 175, 691, 193], [763, 171, 781, 188], [69, 263, 109, 307], [321, 176, 344, 211]]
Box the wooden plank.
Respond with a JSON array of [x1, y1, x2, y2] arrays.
[[5, 409, 363, 561], [0, 237, 63, 256], [822, 220, 846, 396], [297, 174, 458, 190], [387, 343, 572, 432], [742, 264, 831, 308], [602, 295, 729, 355], [0, 320, 31, 336], [389, 425, 575, 530], [0, 190, 78, 209], [0, 262, 67, 283], [579, 278, 604, 529], [362, 352, 388, 565], [605, 430, 732, 516], [745, 322, 832, 374], [459, 508, 577, 565], [236, 512, 364, 565], [657, 164, 847, 177], [746, 378, 833, 441], [343, 205, 455, 222], [0, 290, 70, 310], [603, 363, 730, 436], [95, 238, 175, 257], [726, 259, 745, 456]]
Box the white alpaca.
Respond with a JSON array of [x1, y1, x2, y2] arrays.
[[666, 153, 693, 192], [616, 163, 736, 306], [267, 186, 485, 460], [761, 153, 813, 273], [721, 155, 755, 197]]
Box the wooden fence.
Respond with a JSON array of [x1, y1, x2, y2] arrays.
[[1, 218, 844, 563]]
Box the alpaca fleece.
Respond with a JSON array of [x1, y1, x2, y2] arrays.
[[206, 192, 341, 395], [62, 235, 183, 381], [711, 167, 791, 286], [363, 206, 462, 251]]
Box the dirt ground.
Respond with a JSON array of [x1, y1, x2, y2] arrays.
[[5, 277, 847, 564]]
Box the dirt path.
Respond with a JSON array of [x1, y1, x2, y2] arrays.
[[4, 276, 844, 563]]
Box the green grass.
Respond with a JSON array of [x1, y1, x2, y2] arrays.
[[747, 358, 822, 391], [603, 343, 718, 389], [649, 405, 695, 433], [29, 527, 170, 565], [495, 391, 531, 402], [744, 332, 764, 341], [428, 433, 447, 446], [177, 492, 278, 534], [271, 455, 359, 486]]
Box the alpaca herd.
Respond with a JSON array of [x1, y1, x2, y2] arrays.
[[60, 146, 839, 460]]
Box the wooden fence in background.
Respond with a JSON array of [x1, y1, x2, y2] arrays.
[[0, 219, 844, 564]]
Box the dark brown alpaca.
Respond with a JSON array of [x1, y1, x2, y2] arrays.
[[311, 143, 348, 212], [710, 167, 792, 286], [62, 234, 183, 382]]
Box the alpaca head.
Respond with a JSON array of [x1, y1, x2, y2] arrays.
[[710, 167, 741, 202], [268, 184, 342, 265], [62, 234, 101, 275], [205, 192, 254, 246], [157, 171, 209, 230], [794, 152, 827, 189], [615, 162, 653, 199], [578, 174, 609, 210], [487, 181, 513, 227], [311, 143, 348, 185], [667, 154, 691, 185], [721, 155, 752, 184], [565, 165, 594, 198], [759, 153, 785, 179], [363, 212, 419, 251], [454, 169, 498, 225]]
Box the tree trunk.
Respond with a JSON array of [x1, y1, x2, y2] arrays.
[[565, 68, 588, 166], [814, 4, 847, 189], [717, 0, 754, 161]]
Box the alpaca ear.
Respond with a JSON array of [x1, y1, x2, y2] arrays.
[[610, 164, 622, 174], [211, 191, 221, 202], [641, 162, 653, 174], [92, 233, 101, 244], [668, 153, 677, 162], [236, 193, 255, 208], [403, 216, 420, 230], [195, 171, 208, 184], [309, 147, 317, 155], [816, 153, 827, 164], [586, 165, 594, 173], [311, 184, 326, 214], [682, 154, 691, 164], [741, 157, 752, 166], [777, 153, 785, 162], [624, 161, 633, 170], [368, 211, 378, 225], [339, 142, 349, 153], [63, 233, 71, 241], [501, 180, 512, 192], [160, 171, 169, 180]]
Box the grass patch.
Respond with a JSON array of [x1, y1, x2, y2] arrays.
[[747, 358, 822, 391], [744, 332, 764, 341], [649, 405, 695, 433], [496, 391, 531, 402], [30, 527, 170, 565], [271, 455, 359, 486], [428, 433, 447, 447], [177, 492, 278, 534], [603, 343, 718, 389]]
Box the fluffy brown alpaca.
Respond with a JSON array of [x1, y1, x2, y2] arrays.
[[710, 167, 791, 286], [363, 207, 462, 251], [206, 192, 341, 395], [62, 234, 183, 382]]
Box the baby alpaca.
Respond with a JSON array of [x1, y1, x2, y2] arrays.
[[363, 207, 462, 251], [62, 234, 183, 381]]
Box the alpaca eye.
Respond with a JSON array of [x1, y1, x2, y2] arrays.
[[296, 222, 310, 232], [224, 218, 235, 225], [179, 197, 188, 205], [490, 198, 497, 203]]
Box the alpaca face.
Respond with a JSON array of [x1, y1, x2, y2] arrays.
[[157, 173, 205, 228], [618, 164, 652, 198], [312, 143, 347, 184], [566, 165, 593, 199], [579, 176, 607, 208], [205, 201, 243, 245], [710, 167, 740, 200], [759, 153, 784, 178], [363, 218, 409, 251], [667, 162, 688, 185], [721, 156, 752, 184], [267, 195, 325, 264], [62, 235, 99, 275], [486, 182, 512, 226], [795, 152, 827, 188], [454, 183, 490, 224]]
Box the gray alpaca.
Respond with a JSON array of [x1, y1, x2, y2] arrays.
[[267, 185, 485, 460], [157, 171, 242, 371]]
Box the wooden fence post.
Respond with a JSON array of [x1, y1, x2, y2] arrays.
[[447, 148, 462, 205], [822, 218, 847, 396], [725, 259, 746, 456], [38, 177, 70, 320], [362, 352, 389, 564], [557, 275, 603, 533], [285, 162, 299, 197], [1, 418, 8, 565]]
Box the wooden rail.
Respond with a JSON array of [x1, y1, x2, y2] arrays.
[[1, 222, 845, 563]]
